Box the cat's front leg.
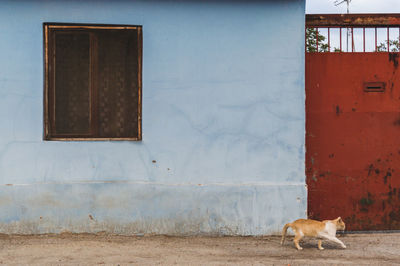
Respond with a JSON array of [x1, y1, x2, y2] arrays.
[[330, 236, 346, 249], [321, 234, 346, 249], [318, 240, 324, 250]]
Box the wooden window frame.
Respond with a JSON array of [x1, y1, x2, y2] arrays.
[[43, 23, 142, 141]]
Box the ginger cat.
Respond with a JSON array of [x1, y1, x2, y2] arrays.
[[281, 217, 346, 250]]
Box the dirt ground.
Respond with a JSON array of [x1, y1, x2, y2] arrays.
[[0, 233, 399, 265]]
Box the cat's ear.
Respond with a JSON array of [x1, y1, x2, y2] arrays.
[[337, 217, 342, 222]]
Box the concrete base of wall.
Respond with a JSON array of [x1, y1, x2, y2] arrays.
[[0, 182, 306, 235]]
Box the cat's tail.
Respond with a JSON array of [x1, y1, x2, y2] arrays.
[[280, 223, 292, 245]]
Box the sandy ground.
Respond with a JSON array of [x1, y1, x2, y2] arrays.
[[0, 233, 399, 265]]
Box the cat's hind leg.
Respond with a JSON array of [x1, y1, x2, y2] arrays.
[[293, 232, 304, 250]]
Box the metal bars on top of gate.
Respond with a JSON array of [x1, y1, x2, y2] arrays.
[[306, 14, 400, 53]]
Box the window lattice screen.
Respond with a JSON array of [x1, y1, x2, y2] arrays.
[[45, 24, 142, 140], [55, 33, 91, 135]]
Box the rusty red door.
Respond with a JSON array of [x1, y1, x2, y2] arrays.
[[306, 15, 400, 231]]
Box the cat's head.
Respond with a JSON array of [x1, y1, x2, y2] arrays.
[[335, 217, 346, 230]]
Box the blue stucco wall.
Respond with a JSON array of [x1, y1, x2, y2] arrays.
[[0, 0, 305, 235]]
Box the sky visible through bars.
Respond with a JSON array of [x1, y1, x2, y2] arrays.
[[312, 27, 400, 52], [306, 0, 400, 52]]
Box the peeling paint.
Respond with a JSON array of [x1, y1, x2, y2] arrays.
[[0, 183, 306, 235]]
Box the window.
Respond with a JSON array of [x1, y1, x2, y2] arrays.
[[44, 23, 142, 140]]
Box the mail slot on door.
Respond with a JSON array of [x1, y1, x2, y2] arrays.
[[363, 82, 386, 92]]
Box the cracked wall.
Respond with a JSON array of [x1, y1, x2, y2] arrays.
[[0, 0, 306, 235]]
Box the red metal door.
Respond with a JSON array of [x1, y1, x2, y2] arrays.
[[306, 14, 400, 231]]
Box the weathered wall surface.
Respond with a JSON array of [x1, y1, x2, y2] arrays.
[[0, 0, 305, 235]]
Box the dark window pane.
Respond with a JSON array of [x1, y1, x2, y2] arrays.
[[54, 33, 91, 135], [97, 31, 139, 138]]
